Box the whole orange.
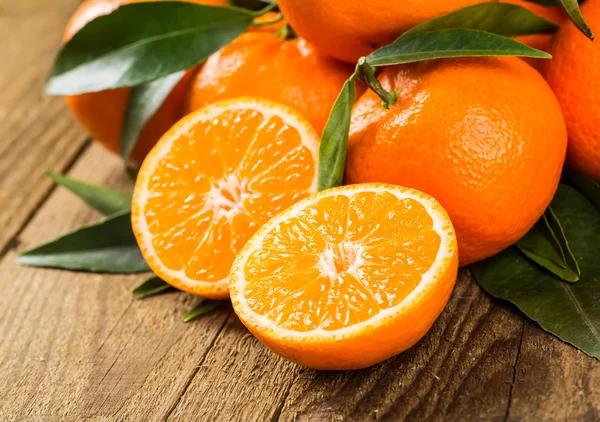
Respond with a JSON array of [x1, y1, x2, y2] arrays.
[[503, 0, 566, 71], [346, 57, 567, 265], [545, 0, 600, 181], [63, 0, 227, 164], [276, 0, 496, 63], [186, 32, 357, 134]]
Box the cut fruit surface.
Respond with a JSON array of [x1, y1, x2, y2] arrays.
[[132, 97, 319, 299], [230, 183, 458, 370]]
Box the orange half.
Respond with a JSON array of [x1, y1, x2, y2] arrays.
[[230, 183, 458, 370], [132, 97, 319, 299]]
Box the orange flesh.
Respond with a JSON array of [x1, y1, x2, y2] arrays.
[[243, 191, 442, 332], [144, 108, 315, 284]]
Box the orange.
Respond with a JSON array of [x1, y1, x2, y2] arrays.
[[276, 0, 496, 63], [503, 0, 567, 70], [230, 183, 459, 370], [132, 97, 319, 299], [545, 0, 600, 182], [63, 0, 228, 165], [186, 31, 359, 134], [346, 57, 567, 266]]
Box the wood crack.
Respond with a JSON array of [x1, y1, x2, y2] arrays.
[[95, 299, 135, 355], [504, 317, 525, 422], [270, 384, 293, 422], [270, 369, 304, 422], [163, 311, 232, 420]]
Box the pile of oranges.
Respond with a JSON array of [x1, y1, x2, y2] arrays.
[[63, 0, 600, 370]]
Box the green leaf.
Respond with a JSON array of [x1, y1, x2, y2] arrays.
[[517, 206, 580, 282], [121, 71, 186, 161], [472, 184, 600, 360], [47, 171, 132, 216], [45, 2, 253, 95], [400, 3, 558, 40], [318, 76, 357, 191], [366, 29, 550, 67], [556, 0, 594, 40], [17, 211, 148, 273], [563, 167, 600, 211], [126, 165, 139, 182], [182, 299, 225, 323], [132, 276, 174, 298]]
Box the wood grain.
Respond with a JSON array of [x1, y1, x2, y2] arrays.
[[0, 145, 230, 421], [0, 0, 89, 254], [506, 322, 600, 421], [167, 313, 302, 421]]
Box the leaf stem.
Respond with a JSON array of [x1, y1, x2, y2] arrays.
[[357, 57, 397, 109], [253, 1, 278, 16], [251, 12, 284, 27]]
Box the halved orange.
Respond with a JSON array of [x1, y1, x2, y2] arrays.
[[230, 183, 458, 370], [132, 97, 319, 299]]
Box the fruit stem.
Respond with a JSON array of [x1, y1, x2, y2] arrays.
[[277, 22, 297, 40], [251, 12, 284, 27], [357, 57, 397, 109]]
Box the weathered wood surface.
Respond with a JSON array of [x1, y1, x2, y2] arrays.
[[0, 0, 90, 254], [1, 1, 599, 421]]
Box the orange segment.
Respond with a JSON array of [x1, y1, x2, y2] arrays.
[[230, 183, 458, 370], [132, 97, 319, 299]]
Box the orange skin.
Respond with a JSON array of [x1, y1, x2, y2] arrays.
[[63, 0, 227, 164], [545, 0, 600, 182], [277, 0, 497, 63], [503, 0, 567, 71], [186, 32, 358, 134], [346, 57, 567, 266]]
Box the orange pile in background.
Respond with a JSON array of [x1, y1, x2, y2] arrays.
[[276, 0, 496, 63], [346, 57, 567, 265], [64, 0, 353, 163], [63, 0, 227, 164]]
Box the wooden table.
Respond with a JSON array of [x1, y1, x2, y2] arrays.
[[1, 0, 599, 420]]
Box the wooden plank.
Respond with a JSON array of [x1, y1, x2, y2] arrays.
[[2, 147, 599, 421], [276, 271, 524, 421], [0, 0, 89, 253], [0, 145, 230, 421], [167, 313, 302, 421], [506, 322, 600, 421]]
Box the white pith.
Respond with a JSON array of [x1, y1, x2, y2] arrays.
[[318, 241, 365, 281], [133, 97, 320, 293], [230, 184, 457, 341], [206, 173, 250, 221]]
